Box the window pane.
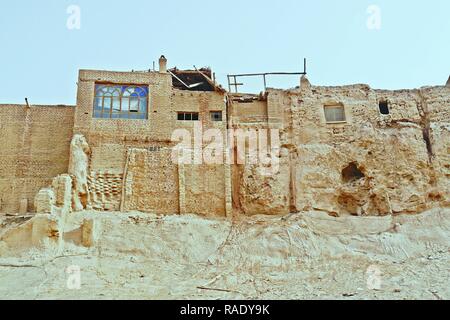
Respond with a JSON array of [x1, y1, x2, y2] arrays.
[[112, 97, 121, 111], [192, 113, 199, 121], [94, 84, 149, 120], [139, 99, 147, 113], [94, 97, 103, 110], [130, 97, 139, 112], [178, 113, 184, 121], [185, 113, 192, 121], [129, 113, 145, 120], [324, 106, 345, 122], [122, 88, 131, 97], [103, 97, 112, 111], [95, 85, 106, 96], [138, 88, 147, 97], [121, 97, 129, 111], [211, 111, 222, 121]]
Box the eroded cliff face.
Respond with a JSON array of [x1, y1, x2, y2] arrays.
[[238, 156, 291, 215], [1, 209, 449, 299], [237, 83, 449, 216]]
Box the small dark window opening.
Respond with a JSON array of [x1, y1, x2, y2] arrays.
[[379, 101, 390, 115], [177, 112, 199, 121], [341, 162, 365, 183], [148, 146, 161, 152], [210, 111, 223, 122]]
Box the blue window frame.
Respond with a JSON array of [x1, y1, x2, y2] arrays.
[[94, 84, 149, 119]]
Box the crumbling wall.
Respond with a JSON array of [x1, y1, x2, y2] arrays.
[[88, 171, 123, 211], [420, 86, 450, 207], [123, 148, 179, 214], [1, 67, 447, 219], [238, 155, 291, 215], [234, 84, 450, 216], [0, 105, 74, 214], [69, 134, 91, 211], [231, 99, 268, 124], [184, 164, 227, 217], [121, 148, 229, 216]]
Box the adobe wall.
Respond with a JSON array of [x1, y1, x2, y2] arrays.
[[123, 148, 179, 214], [0, 105, 75, 213], [231, 100, 268, 125], [233, 83, 450, 216], [75, 70, 172, 138], [172, 90, 227, 132], [121, 149, 228, 217], [1, 67, 446, 219], [73, 70, 229, 215], [183, 164, 227, 217]]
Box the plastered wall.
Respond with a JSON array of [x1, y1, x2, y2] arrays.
[[233, 84, 450, 216]]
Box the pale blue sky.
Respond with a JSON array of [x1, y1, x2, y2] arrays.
[[0, 0, 449, 104]]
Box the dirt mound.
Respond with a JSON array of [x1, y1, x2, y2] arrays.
[[0, 209, 448, 299]]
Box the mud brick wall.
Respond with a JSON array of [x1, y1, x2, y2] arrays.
[[183, 164, 227, 217], [1, 65, 446, 218], [73, 70, 228, 215], [231, 100, 268, 125], [123, 149, 179, 214], [88, 171, 123, 211], [232, 84, 450, 216], [75, 70, 174, 143], [0, 105, 74, 213]]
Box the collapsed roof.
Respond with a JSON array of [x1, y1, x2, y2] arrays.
[[169, 67, 225, 93]]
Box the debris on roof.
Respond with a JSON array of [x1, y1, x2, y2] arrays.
[[169, 67, 225, 93], [229, 92, 267, 103]]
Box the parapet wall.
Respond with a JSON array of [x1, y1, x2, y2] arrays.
[[0, 105, 75, 213]]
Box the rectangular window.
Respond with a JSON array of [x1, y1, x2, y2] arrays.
[[210, 111, 223, 122], [324, 105, 346, 123], [177, 112, 199, 121], [93, 84, 149, 120]]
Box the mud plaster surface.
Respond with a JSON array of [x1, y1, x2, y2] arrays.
[[0, 209, 449, 300]]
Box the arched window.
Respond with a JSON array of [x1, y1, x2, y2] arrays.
[[94, 84, 148, 119]]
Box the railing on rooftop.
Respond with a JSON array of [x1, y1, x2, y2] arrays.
[[227, 58, 307, 93]]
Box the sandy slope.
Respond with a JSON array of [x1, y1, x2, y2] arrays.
[[0, 209, 449, 300]]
